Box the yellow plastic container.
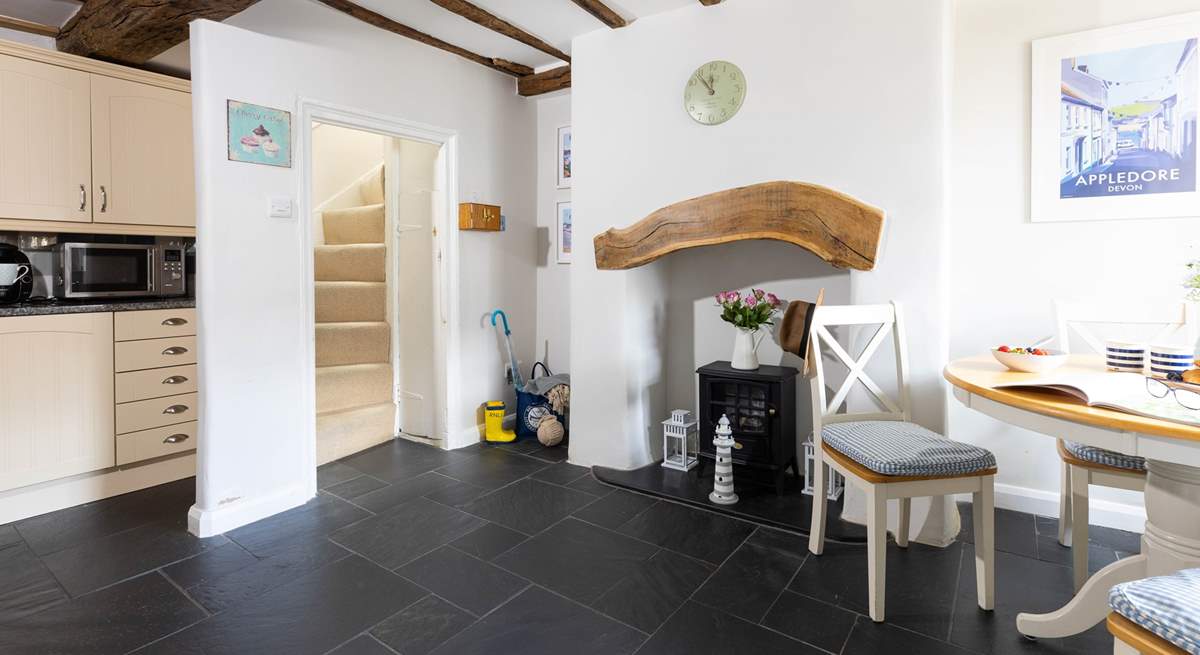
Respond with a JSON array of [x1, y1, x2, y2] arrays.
[[484, 401, 516, 443]]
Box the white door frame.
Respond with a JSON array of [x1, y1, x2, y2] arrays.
[[295, 97, 461, 497]]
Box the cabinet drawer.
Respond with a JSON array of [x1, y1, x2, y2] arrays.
[[117, 422, 196, 465], [116, 392, 198, 434], [115, 336, 196, 372], [115, 308, 196, 341], [116, 364, 197, 403]]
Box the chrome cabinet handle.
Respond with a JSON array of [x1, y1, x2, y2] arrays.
[[162, 375, 188, 385], [99, 185, 107, 212], [162, 405, 189, 415], [79, 184, 86, 211], [161, 317, 188, 326], [162, 346, 188, 356], [162, 433, 190, 444]]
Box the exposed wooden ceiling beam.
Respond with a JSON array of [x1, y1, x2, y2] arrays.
[[699, 0, 725, 5], [0, 14, 59, 38], [430, 0, 570, 63], [316, 0, 533, 76], [57, 0, 261, 65], [518, 65, 571, 97], [569, 0, 630, 29]]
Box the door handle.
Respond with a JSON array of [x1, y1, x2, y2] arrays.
[[161, 317, 188, 326], [162, 346, 188, 356], [162, 433, 190, 444], [99, 186, 107, 213], [162, 375, 188, 385], [79, 184, 86, 211], [162, 405, 189, 415]]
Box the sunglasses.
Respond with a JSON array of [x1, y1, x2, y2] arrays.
[[1146, 377, 1200, 411]]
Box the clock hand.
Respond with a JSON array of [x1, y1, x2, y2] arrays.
[[706, 74, 716, 95], [697, 74, 715, 95]]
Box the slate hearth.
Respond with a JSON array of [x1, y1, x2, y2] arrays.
[[0, 437, 1136, 654]]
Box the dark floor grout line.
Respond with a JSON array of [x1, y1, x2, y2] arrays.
[[156, 569, 211, 619], [528, 581, 652, 640]]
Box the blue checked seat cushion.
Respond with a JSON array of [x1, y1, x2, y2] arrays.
[[1063, 440, 1146, 472], [1109, 568, 1200, 654], [821, 421, 996, 478]]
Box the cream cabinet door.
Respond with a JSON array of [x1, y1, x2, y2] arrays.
[[91, 75, 195, 227], [0, 54, 92, 222], [0, 313, 115, 492]]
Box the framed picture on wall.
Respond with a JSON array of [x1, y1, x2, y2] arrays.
[[227, 100, 292, 168], [556, 201, 572, 264], [1031, 12, 1199, 222], [557, 125, 572, 189]]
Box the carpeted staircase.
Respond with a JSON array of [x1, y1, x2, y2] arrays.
[[315, 167, 395, 465]]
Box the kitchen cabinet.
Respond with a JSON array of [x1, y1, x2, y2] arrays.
[[0, 312, 115, 492], [91, 75, 195, 228], [114, 308, 197, 465], [0, 54, 92, 223]]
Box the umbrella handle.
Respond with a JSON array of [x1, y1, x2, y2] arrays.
[[490, 310, 511, 336]]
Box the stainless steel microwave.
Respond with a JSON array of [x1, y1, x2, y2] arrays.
[[53, 238, 188, 299]]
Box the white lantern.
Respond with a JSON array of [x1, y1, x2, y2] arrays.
[[661, 409, 699, 471]]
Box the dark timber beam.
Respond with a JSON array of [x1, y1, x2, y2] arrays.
[[699, 0, 725, 5], [569, 0, 630, 28], [0, 14, 59, 38], [57, 0, 261, 64], [317, 0, 533, 76], [518, 65, 571, 97], [430, 0, 570, 63]]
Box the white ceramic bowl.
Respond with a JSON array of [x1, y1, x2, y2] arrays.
[[991, 348, 1069, 374]]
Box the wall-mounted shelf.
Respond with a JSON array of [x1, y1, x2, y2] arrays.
[[459, 202, 501, 231]]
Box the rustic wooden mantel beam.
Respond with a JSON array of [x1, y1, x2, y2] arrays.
[[569, 0, 630, 28], [593, 181, 885, 271], [57, 0, 261, 64], [430, 0, 570, 63]]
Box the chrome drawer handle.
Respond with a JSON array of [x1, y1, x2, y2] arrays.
[[162, 405, 189, 415], [161, 318, 188, 326], [79, 184, 86, 211], [99, 185, 107, 213], [163, 434, 190, 444], [162, 375, 188, 385], [162, 346, 188, 356]]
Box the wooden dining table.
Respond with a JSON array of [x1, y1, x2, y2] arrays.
[[944, 354, 1200, 639]]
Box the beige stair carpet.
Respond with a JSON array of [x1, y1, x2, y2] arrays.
[[315, 281, 386, 323], [315, 244, 386, 282], [316, 322, 390, 367], [323, 204, 384, 245]]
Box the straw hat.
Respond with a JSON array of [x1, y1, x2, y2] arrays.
[[779, 289, 824, 371]]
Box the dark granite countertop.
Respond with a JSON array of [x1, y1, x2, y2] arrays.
[[0, 298, 195, 317]]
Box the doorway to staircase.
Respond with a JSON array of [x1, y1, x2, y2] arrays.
[[304, 112, 457, 468]]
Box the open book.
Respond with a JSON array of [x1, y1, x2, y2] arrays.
[[995, 372, 1200, 428]]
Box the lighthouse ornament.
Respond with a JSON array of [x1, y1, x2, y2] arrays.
[[709, 414, 740, 505]]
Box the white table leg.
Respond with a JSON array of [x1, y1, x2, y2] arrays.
[[1016, 553, 1146, 638]]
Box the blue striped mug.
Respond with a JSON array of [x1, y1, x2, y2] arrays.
[[1148, 344, 1193, 379], [1105, 340, 1145, 373]]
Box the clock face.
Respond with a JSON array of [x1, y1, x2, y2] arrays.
[[684, 60, 746, 126]]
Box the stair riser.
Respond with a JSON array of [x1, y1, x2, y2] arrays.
[[316, 324, 390, 367], [316, 402, 395, 466], [316, 364, 393, 414], [315, 284, 386, 323], [323, 204, 385, 245], [315, 246, 386, 282]]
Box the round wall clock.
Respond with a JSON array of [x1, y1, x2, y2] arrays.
[[684, 60, 746, 126]]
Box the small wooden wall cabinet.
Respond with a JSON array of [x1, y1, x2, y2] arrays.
[[459, 203, 501, 231]]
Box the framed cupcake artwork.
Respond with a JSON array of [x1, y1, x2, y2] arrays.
[[227, 100, 292, 168]]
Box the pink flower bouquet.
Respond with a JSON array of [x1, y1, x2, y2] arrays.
[[715, 288, 784, 331]]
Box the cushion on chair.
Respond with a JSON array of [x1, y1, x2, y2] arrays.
[[1063, 440, 1147, 472], [820, 421, 996, 478], [1109, 568, 1200, 655]]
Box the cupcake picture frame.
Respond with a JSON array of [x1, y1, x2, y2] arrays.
[[227, 100, 292, 168]]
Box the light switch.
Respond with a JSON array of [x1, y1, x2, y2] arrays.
[[268, 196, 293, 218]]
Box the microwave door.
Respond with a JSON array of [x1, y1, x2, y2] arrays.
[[65, 245, 154, 298]]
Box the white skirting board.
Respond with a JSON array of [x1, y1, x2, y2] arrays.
[[189, 482, 312, 538], [0, 454, 197, 525], [957, 482, 1146, 534]]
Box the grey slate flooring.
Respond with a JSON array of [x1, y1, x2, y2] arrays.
[[0, 437, 1137, 654]]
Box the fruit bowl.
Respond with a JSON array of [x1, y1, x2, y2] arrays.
[[991, 347, 1068, 373]]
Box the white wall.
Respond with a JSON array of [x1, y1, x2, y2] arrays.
[[311, 122, 386, 208], [188, 0, 536, 534], [535, 93, 572, 373], [949, 0, 1200, 531], [569, 0, 954, 543]]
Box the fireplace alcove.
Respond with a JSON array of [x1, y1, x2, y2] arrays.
[[589, 181, 884, 542]]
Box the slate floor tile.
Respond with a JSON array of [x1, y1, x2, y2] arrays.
[[493, 439, 542, 455], [327, 634, 396, 655], [227, 493, 370, 557], [420, 474, 491, 508], [693, 536, 805, 623], [161, 540, 259, 590], [636, 601, 819, 655], [566, 473, 616, 497], [1034, 514, 1142, 555], [573, 489, 656, 529], [1034, 533, 1117, 573], [371, 593, 476, 655], [317, 462, 363, 489], [844, 617, 975, 655], [187, 539, 350, 614], [459, 478, 596, 535], [525, 444, 569, 463], [325, 475, 389, 501], [398, 546, 528, 616], [435, 449, 548, 490], [428, 586, 645, 655], [0, 524, 22, 547], [590, 549, 713, 633], [351, 471, 462, 514], [342, 439, 473, 484], [959, 503, 1038, 558], [531, 462, 591, 486], [0, 572, 205, 655], [449, 522, 528, 561], [617, 500, 756, 564], [0, 538, 68, 623], [494, 518, 657, 604], [762, 591, 858, 654], [331, 497, 484, 569], [42, 521, 227, 597], [144, 556, 425, 655]]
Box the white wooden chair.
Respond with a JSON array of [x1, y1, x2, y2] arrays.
[[807, 301, 996, 622], [1053, 299, 1197, 591]]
